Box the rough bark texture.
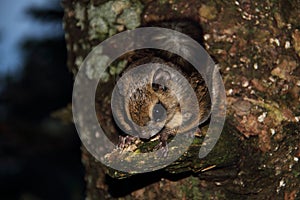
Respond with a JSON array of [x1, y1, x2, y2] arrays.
[[63, 0, 300, 199]]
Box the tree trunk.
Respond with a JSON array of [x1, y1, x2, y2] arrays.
[[62, 0, 300, 199]]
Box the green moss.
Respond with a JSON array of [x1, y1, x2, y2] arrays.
[[105, 121, 240, 179], [85, 51, 129, 82], [292, 170, 300, 178], [179, 176, 202, 199], [74, 2, 86, 30], [85, 46, 110, 82], [109, 59, 128, 75], [75, 56, 84, 69], [117, 6, 143, 29], [87, 0, 144, 41], [73, 0, 144, 80]]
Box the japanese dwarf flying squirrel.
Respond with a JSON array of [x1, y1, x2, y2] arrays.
[[111, 20, 211, 155]]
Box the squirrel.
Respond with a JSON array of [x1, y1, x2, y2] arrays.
[[111, 21, 211, 156]]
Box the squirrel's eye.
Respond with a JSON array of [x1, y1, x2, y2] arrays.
[[152, 83, 168, 92], [152, 103, 167, 122]]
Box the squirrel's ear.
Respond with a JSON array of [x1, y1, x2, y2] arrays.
[[153, 68, 171, 87]]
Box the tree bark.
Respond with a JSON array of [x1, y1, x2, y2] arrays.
[[63, 0, 300, 199]]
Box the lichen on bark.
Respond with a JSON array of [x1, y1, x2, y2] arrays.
[[63, 0, 300, 199]]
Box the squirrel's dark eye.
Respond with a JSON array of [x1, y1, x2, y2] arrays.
[[152, 103, 167, 122], [152, 83, 168, 92]]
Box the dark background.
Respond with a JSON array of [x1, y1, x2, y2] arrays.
[[0, 1, 85, 199]]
